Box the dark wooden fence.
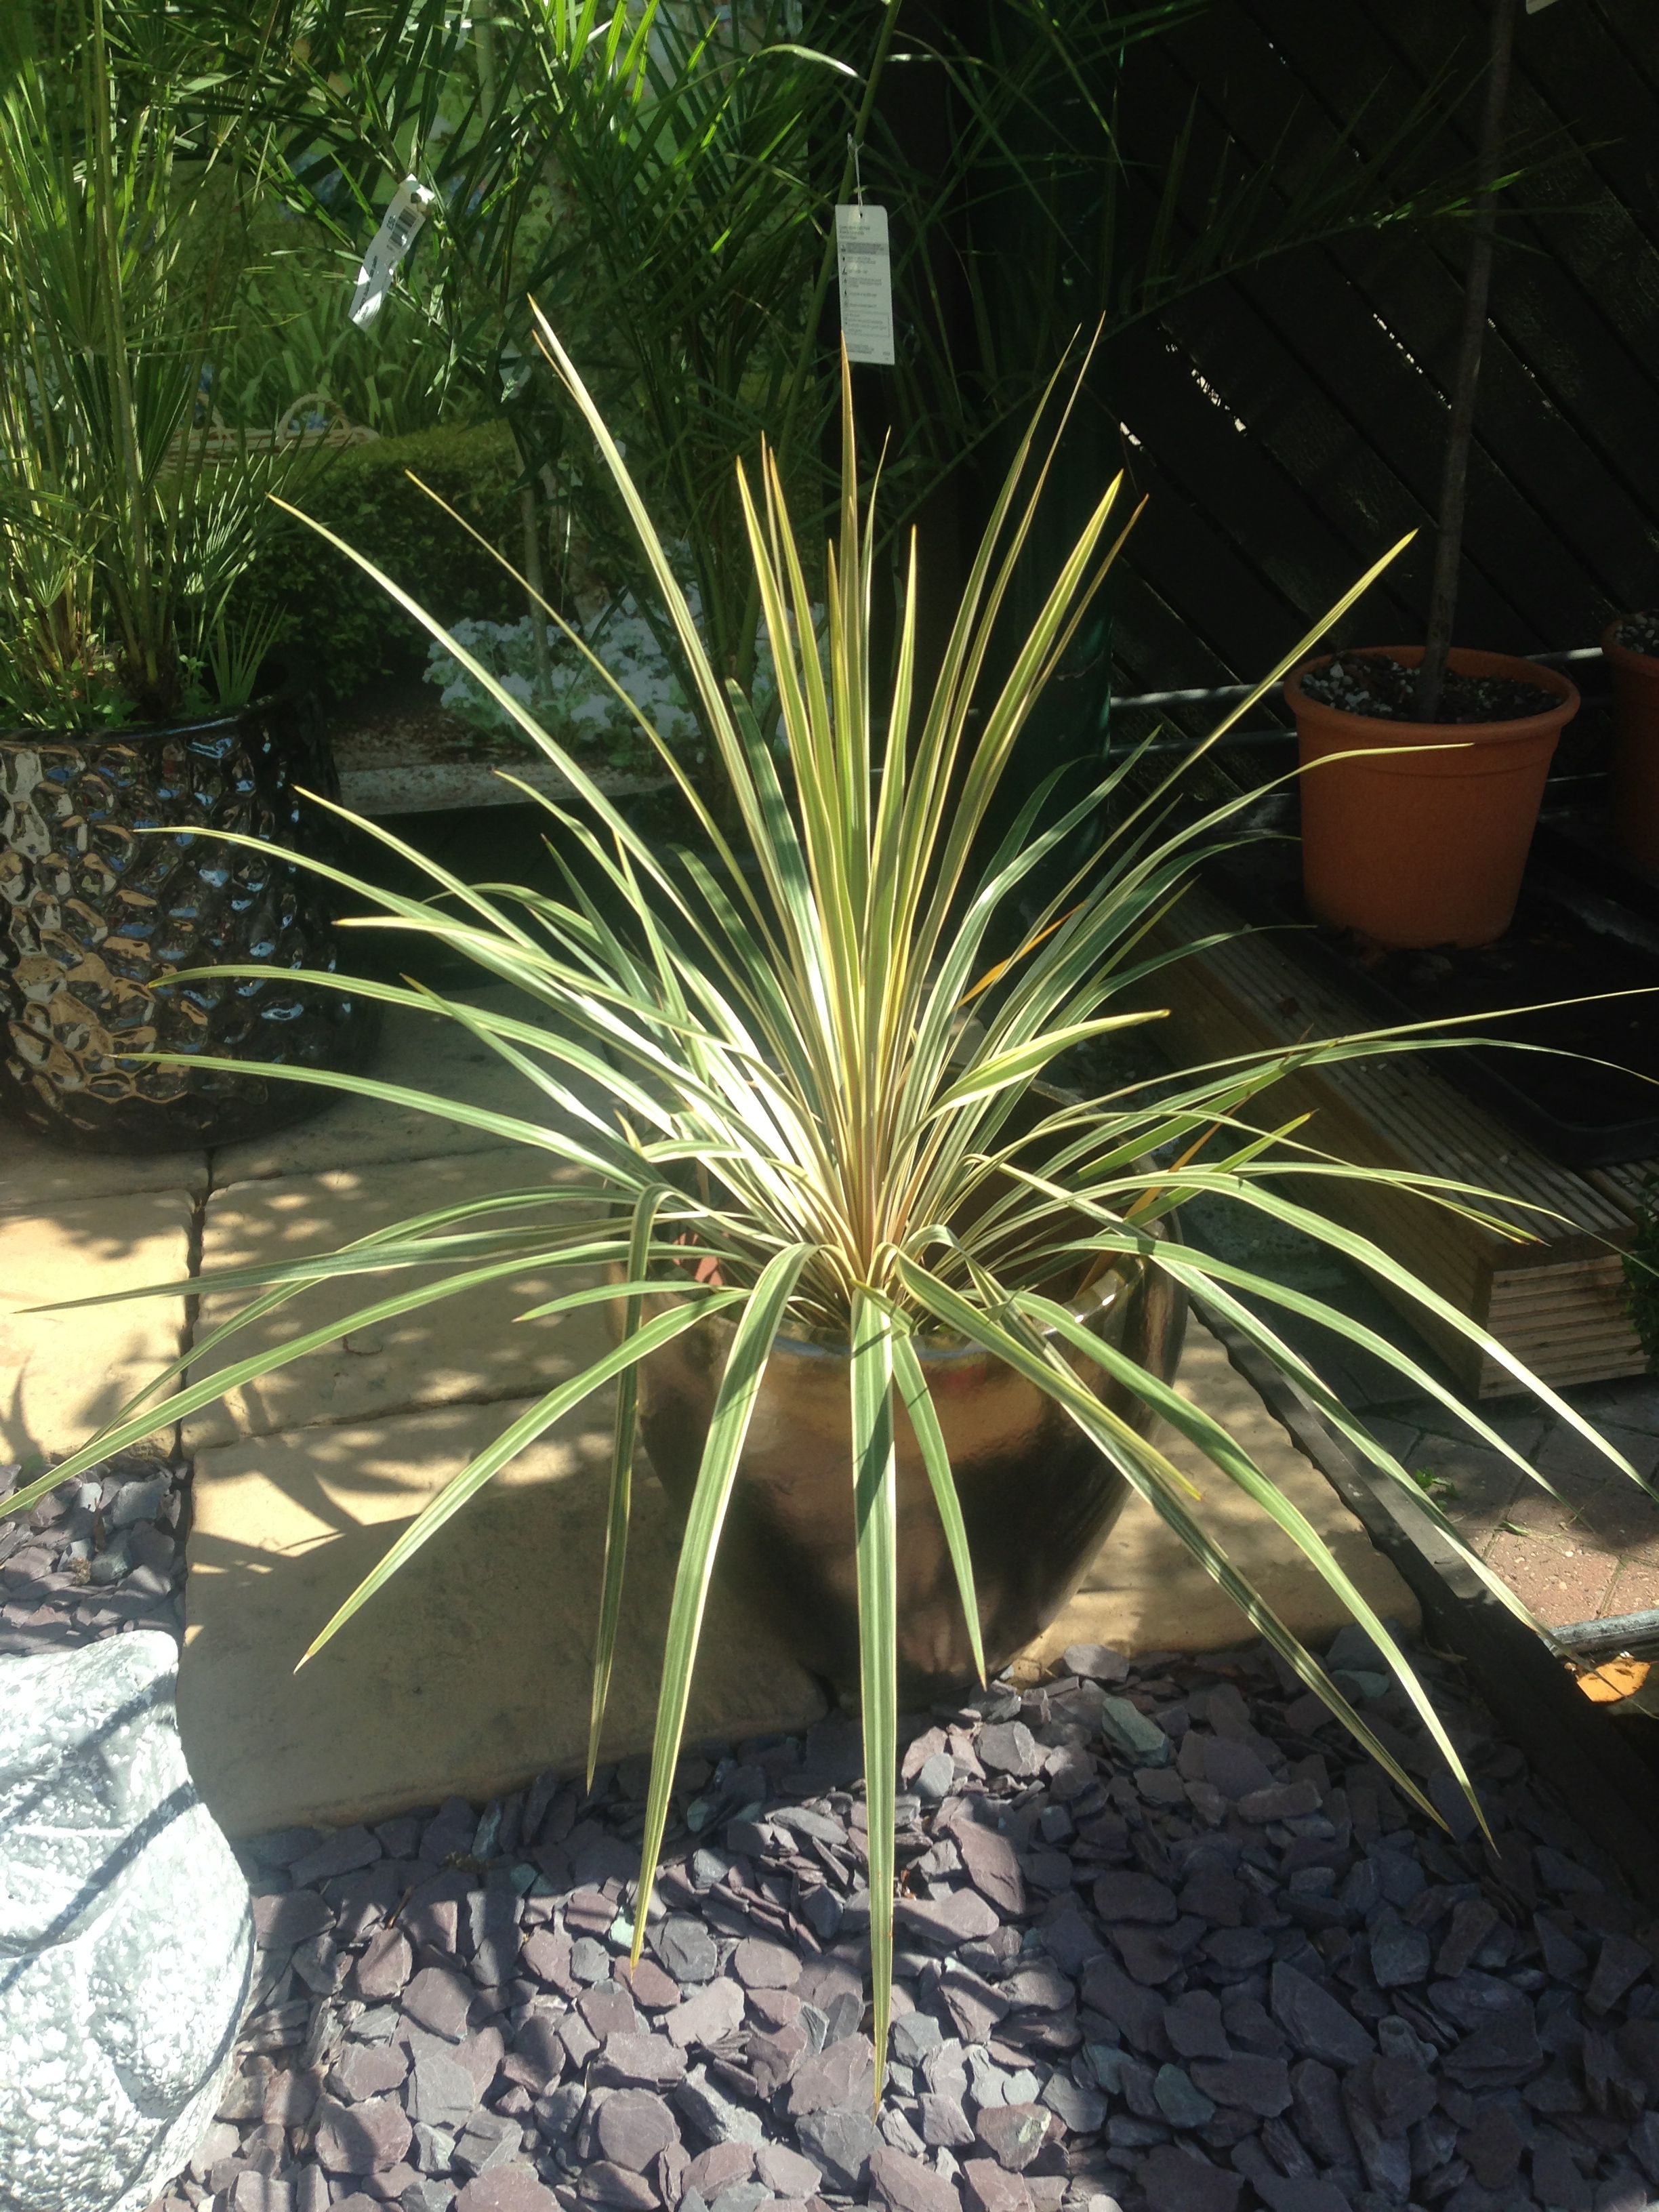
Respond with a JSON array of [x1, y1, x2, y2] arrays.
[[1101, 0, 1659, 720]]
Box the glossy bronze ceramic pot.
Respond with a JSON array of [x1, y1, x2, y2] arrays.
[[633, 1254, 1185, 1704], [0, 695, 374, 1152]]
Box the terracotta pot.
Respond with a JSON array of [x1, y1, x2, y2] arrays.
[[1603, 619, 1659, 874], [1285, 646, 1578, 949], [630, 1251, 1186, 1705]]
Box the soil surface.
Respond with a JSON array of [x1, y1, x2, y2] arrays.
[[328, 681, 500, 769], [1299, 658, 1559, 728], [1614, 613, 1659, 661]]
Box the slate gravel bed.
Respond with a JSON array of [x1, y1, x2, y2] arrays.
[[110, 1622, 1659, 2212], [0, 1453, 189, 1656]]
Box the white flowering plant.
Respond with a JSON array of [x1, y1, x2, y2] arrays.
[[424, 600, 699, 776], [425, 583, 819, 779]]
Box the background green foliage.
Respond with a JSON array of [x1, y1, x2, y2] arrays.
[[266, 421, 523, 701]]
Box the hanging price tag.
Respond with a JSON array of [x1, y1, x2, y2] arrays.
[[349, 176, 437, 327], [836, 203, 895, 367]]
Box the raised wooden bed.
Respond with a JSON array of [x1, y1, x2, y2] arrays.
[[1146, 879, 1648, 1396]]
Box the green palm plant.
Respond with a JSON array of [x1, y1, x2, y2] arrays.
[[177, 0, 1517, 729], [0, 0, 311, 726], [5, 320, 1641, 2069]]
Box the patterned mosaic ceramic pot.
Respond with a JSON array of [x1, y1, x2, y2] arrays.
[[0, 697, 374, 1153]]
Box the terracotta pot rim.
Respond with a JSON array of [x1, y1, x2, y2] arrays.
[[1602, 617, 1659, 675], [1285, 645, 1579, 746]]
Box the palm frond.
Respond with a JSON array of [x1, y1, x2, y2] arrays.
[[8, 330, 1637, 2074]]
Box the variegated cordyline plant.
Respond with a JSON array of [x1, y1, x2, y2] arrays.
[[7, 318, 1643, 2070]]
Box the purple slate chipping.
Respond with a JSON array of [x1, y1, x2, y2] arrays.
[[972, 2104, 1050, 2172], [870, 2146, 963, 2212], [1091, 1872, 1177, 1924], [733, 1938, 801, 1989], [1270, 1964, 1375, 2068], [961, 2160, 1033, 2212], [403, 1965, 475, 2042], [1189, 2054, 1292, 2116], [352, 1925, 413, 2002], [288, 1825, 383, 1887], [312, 2094, 413, 2175], [455, 2175, 562, 2212], [126, 1618, 1659, 2212], [593, 2032, 688, 2090], [1137, 2146, 1243, 2212], [575, 2163, 657, 2211], [785, 2033, 876, 2117], [595, 2089, 680, 2171], [795, 2103, 880, 2190], [952, 1822, 1026, 1916], [252, 1889, 333, 1950], [976, 1722, 1041, 1778], [896, 1889, 1001, 1948]]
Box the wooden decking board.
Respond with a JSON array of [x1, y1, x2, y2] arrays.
[[1143, 884, 1650, 1397]]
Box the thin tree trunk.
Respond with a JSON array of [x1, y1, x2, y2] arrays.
[[480, 13, 554, 697], [1416, 0, 1519, 722], [519, 481, 554, 697]]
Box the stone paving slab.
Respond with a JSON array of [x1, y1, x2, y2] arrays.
[[181, 1390, 830, 1837], [181, 1312, 1416, 1835], [0, 1115, 207, 1215], [183, 1149, 600, 1451], [1368, 1384, 1659, 1629], [0, 1189, 195, 1462], [211, 984, 601, 1184], [1027, 1317, 1417, 1670]]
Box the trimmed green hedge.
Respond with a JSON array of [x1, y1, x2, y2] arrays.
[[265, 421, 526, 702]]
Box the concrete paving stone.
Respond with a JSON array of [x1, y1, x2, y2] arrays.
[[0, 1113, 207, 1216], [1399, 1435, 1524, 1555], [0, 1189, 194, 1462], [1481, 1529, 1620, 1629], [1503, 1469, 1659, 1559], [1025, 1319, 1417, 1664], [184, 1147, 602, 1450], [1353, 1416, 1420, 1467], [180, 1393, 827, 1835], [213, 983, 607, 1183], [1598, 1558, 1659, 1619], [1562, 1373, 1659, 1438], [1393, 1395, 1551, 1460], [1536, 1416, 1659, 1486]]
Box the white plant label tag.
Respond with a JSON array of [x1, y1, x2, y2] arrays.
[[836, 203, 895, 367], [350, 176, 437, 327]]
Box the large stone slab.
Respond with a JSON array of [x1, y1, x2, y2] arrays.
[[1026, 1317, 1418, 1664], [0, 1191, 194, 1462], [212, 983, 603, 1183], [184, 1149, 604, 1450], [0, 1115, 207, 1217], [181, 1388, 827, 1837], [182, 1308, 1410, 1835]]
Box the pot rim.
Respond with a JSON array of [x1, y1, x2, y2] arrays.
[[0, 696, 278, 751], [1284, 644, 1579, 746], [1603, 617, 1659, 674]]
